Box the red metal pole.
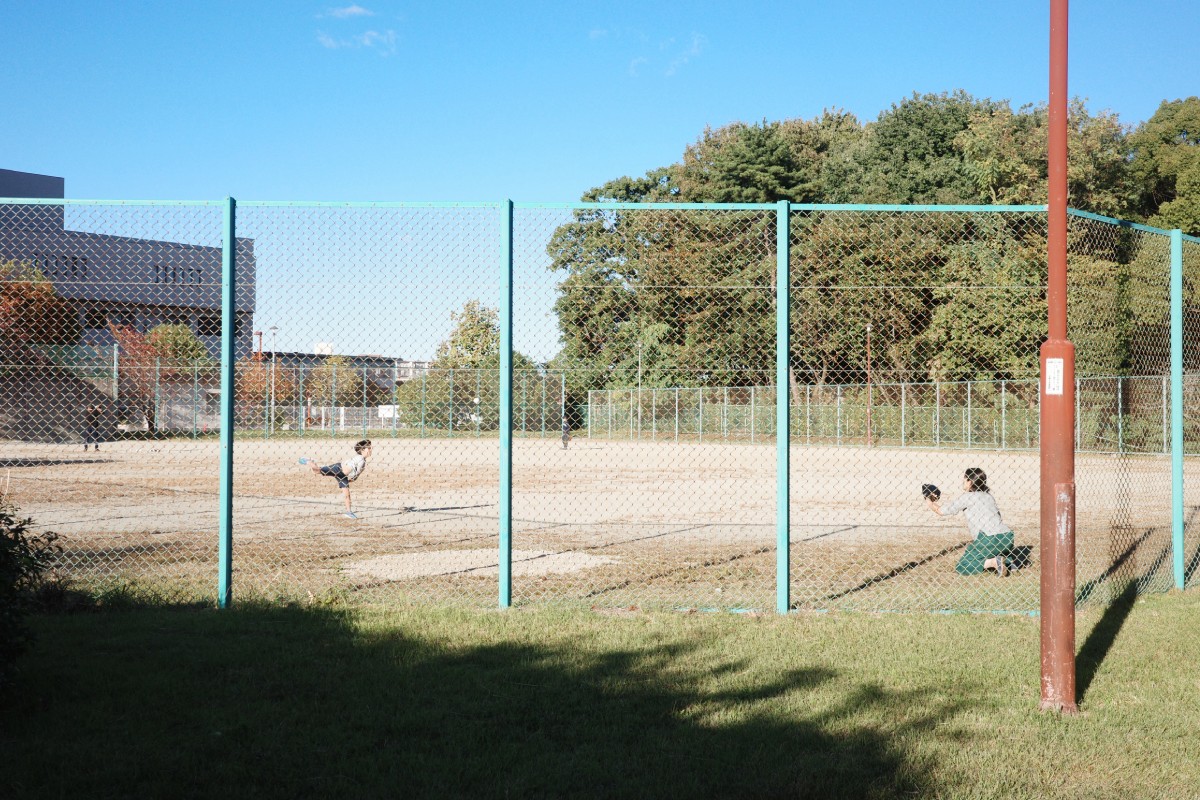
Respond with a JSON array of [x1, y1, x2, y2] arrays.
[[1040, 0, 1078, 713]]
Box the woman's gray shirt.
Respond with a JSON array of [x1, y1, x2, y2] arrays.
[[942, 491, 1010, 536]]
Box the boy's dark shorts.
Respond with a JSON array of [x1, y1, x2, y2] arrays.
[[320, 464, 351, 489]]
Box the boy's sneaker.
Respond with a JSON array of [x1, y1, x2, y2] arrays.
[[298, 457, 310, 465], [343, 512, 358, 519], [996, 556, 1008, 577]]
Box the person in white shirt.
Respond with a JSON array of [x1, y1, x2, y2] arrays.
[[303, 439, 372, 519], [926, 467, 1014, 577]]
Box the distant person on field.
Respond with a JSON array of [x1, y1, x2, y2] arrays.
[[83, 403, 103, 452], [303, 439, 372, 519], [926, 467, 1014, 576]]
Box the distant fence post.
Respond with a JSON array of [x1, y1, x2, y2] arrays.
[[330, 369, 337, 438], [775, 200, 790, 614], [218, 197, 236, 609], [1171, 229, 1184, 589], [191, 361, 199, 438]]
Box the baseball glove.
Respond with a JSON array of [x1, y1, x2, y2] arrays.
[[921, 483, 941, 502]]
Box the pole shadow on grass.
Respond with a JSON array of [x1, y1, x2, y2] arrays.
[[2, 603, 974, 799], [1075, 531, 1177, 704], [1075, 582, 1138, 704]]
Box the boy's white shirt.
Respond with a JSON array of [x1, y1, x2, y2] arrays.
[[340, 454, 367, 481]]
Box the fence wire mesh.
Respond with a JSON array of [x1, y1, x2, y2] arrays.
[[515, 207, 777, 611], [0, 199, 1193, 611], [1, 201, 225, 602], [1183, 235, 1200, 591]]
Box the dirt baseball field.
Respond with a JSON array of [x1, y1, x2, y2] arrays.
[[2, 434, 1188, 611]]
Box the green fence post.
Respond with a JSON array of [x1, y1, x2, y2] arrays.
[[330, 369, 337, 439], [499, 200, 514, 608], [298, 370, 305, 437], [263, 358, 269, 440], [966, 380, 972, 449], [1163, 375, 1168, 455], [935, 382, 941, 447], [448, 369, 454, 438], [541, 372, 546, 438], [806, 385, 811, 444], [191, 361, 198, 438], [1171, 229, 1185, 589], [218, 197, 236, 609], [723, 387, 728, 439], [420, 370, 426, 438], [776, 201, 791, 614], [1000, 380, 1006, 450], [153, 357, 161, 434], [1116, 377, 1123, 454], [362, 366, 368, 438]]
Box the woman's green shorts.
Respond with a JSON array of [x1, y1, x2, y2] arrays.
[[955, 531, 1015, 575]]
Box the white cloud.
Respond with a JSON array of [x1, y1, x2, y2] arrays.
[[358, 29, 397, 53], [627, 56, 649, 77], [315, 27, 398, 56], [665, 33, 706, 76], [323, 4, 375, 18]]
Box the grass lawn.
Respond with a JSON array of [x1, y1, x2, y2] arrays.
[[3, 591, 1198, 799]]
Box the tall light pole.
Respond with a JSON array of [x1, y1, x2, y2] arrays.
[[1041, 0, 1078, 714], [865, 323, 873, 446]]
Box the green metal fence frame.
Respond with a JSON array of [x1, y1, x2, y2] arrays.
[[4, 197, 1196, 607]]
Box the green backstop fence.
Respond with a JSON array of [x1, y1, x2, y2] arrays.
[[2, 199, 1197, 611]]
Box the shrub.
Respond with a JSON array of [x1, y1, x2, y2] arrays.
[[0, 500, 62, 692]]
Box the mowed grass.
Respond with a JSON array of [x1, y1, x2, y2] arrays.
[[3, 592, 1198, 799]]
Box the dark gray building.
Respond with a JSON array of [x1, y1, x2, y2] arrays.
[[0, 168, 255, 359]]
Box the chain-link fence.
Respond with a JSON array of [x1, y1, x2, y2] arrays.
[[1, 201, 226, 602], [2, 198, 1195, 611]]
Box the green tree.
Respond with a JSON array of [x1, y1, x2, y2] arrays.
[[394, 301, 537, 432], [147, 324, 209, 368], [305, 356, 364, 407], [1127, 97, 1200, 236], [956, 100, 1128, 216], [827, 90, 1001, 204]]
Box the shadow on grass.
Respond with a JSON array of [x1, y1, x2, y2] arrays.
[[2, 603, 963, 799], [812, 541, 969, 606], [1076, 582, 1138, 704]]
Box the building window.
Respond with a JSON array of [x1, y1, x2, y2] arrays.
[[197, 315, 221, 337], [84, 307, 107, 329]]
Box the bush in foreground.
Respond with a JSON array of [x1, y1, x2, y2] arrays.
[[0, 500, 61, 691]]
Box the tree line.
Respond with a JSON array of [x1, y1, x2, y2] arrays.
[[542, 92, 1200, 404]]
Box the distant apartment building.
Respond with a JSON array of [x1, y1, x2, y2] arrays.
[[0, 168, 255, 359], [264, 350, 431, 395]]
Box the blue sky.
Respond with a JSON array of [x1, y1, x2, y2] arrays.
[[3, 1, 1198, 361], [3, 0, 1198, 203]]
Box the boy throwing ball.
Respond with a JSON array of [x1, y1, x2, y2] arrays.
[[301, 439, 372, 518]]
